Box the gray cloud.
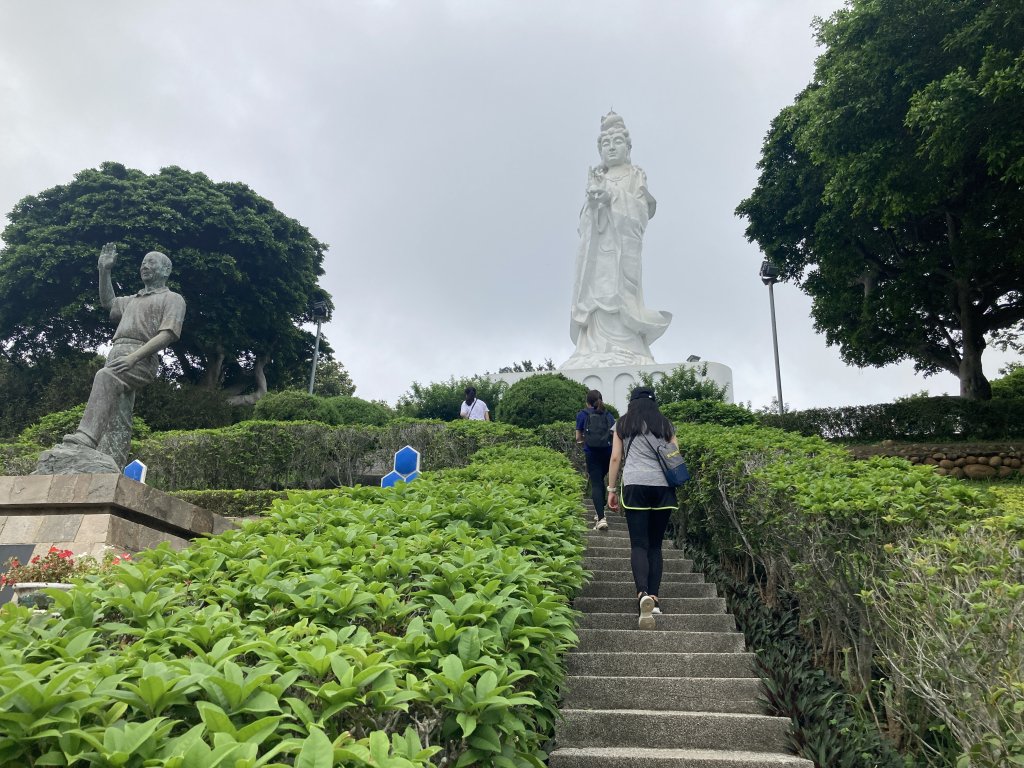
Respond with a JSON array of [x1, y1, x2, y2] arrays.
[[1, 1, 1014, 408]]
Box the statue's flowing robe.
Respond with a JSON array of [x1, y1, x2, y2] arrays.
[[564, 165, 671, 369]]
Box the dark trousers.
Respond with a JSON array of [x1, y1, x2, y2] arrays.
[[585, 447, 612, 520], [624, 507, 672, 596]]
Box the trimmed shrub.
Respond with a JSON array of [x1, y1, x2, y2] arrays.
[[396, 376, 508, 421], [759, 396, 1024, 441], [661, 400, 756, 427], [494, 373, 588, 428], [326, 395, 393, 426], [132, 419, 536, 491], [252, 390, 337, 424]]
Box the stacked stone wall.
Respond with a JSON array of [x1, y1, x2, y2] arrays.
[[848, 442, 1022, 479]]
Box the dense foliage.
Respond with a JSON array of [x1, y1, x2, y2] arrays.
[[637, 362, 729, 404], [493, 374, 588, 429], [991, 363, 1024, 400], [0, 162, 332, 393], [396, 378, 508, 422], [758, 396, 1024, 441], [736, 0, 1024, 399], [252, 391, 338, 425], [674, 422, 1021, 764], [0, 446, 585, 767], [660, 400, 756, 427], [0, 353, 103, 439]]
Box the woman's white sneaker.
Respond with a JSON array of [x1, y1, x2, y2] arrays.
[[638, 595, 656, 630], [595, 518, 609, 530]]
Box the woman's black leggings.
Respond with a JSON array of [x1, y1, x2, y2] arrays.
[[585, 448, 612, 520], [624, 507, 672, 596]]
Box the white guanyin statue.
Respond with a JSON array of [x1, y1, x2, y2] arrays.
[[561, 111, 672, 369]]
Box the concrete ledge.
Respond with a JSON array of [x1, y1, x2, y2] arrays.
[[0, 474, 235, 560]]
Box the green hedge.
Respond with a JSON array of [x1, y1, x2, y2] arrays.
[[494, 374, 587, 428], [759, 396, 1024, 441], [0, 445, 585, 767], [132, 419, 536, 491], [674, 422, 1021, 765]]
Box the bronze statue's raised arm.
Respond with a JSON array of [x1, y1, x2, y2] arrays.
[[97, 242, 117, 310]]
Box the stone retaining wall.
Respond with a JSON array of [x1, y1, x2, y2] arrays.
[[848, 442, 1022, 480]]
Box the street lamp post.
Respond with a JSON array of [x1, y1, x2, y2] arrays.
[[759, 260, 785, 415], [308, 301, 329, 395]]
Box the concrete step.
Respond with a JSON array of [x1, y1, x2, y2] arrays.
[[584, 556, 693, 573], [575, 629, 745, 653], [578, 613, 736, 632], [585, 548, 688, 561], [574, 597, 726, 615], [549, 746, 813, 767], [561, 676, 763, 713], [585, 568, 701, 582], [567, 652, 758, 678], [581, 581, 717, 599], [585, 572, 705, 585], [556, 709, 793, 753]]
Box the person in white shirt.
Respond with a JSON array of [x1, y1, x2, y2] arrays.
[[459, 386, 490, 421]]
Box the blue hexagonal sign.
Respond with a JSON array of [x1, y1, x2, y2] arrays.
[[381, 445, 422, 488], [124, 459, 147, 484], [394, 446, 420, 476]]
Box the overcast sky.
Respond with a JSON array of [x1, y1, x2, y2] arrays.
[[1, 1, 1016, 409]]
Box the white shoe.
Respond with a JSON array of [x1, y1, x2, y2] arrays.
[[638, 595, 656, 630], [595, 518, 609, 531]]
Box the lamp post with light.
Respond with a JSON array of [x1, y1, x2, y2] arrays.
[[307, 300, 329, 395], [759, 260, 785, 415]]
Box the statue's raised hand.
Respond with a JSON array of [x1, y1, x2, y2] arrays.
[[98, 242, 117, 271]]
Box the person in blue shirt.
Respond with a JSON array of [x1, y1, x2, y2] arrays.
[[575, 389, 615, 530]]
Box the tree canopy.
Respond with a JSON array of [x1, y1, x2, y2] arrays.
[[0, 162, 332, 393], [736, 0, 1024, 399]]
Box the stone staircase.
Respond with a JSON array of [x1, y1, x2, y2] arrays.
[[548, 503, 812, 768]]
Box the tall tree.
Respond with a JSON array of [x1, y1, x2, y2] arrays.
[[0, 162, 332, 394], [737, 0, 1024, 399]]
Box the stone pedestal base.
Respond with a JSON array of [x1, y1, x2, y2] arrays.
[[0, 474, 234, 562], [491, 361, 733, 414]]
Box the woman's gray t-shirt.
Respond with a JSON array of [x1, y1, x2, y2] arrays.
[[622, 427, 674, 487]]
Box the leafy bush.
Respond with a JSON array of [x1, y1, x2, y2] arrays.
[[494, 374, 587, 428], [867, 512, 1024, 768], [759, 396, 1024, 441], [0, 446, 585, 767], [17, 404, 150, 447], [674, 422, 1012, 764], [396, 377, 508, 421], [135, 379, 249, 431], [661, 400, 756, 427], [637, 362, 729, 404], [326, 396, 394, 426], [991, 363, 1024, 400], [253, 390, 338, 424]]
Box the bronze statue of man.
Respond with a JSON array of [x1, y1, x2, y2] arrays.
[[63, 243, 186, 455]]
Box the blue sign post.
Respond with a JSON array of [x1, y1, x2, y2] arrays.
[[381, 445, 421, 488], [124, 459, 147, 484]]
